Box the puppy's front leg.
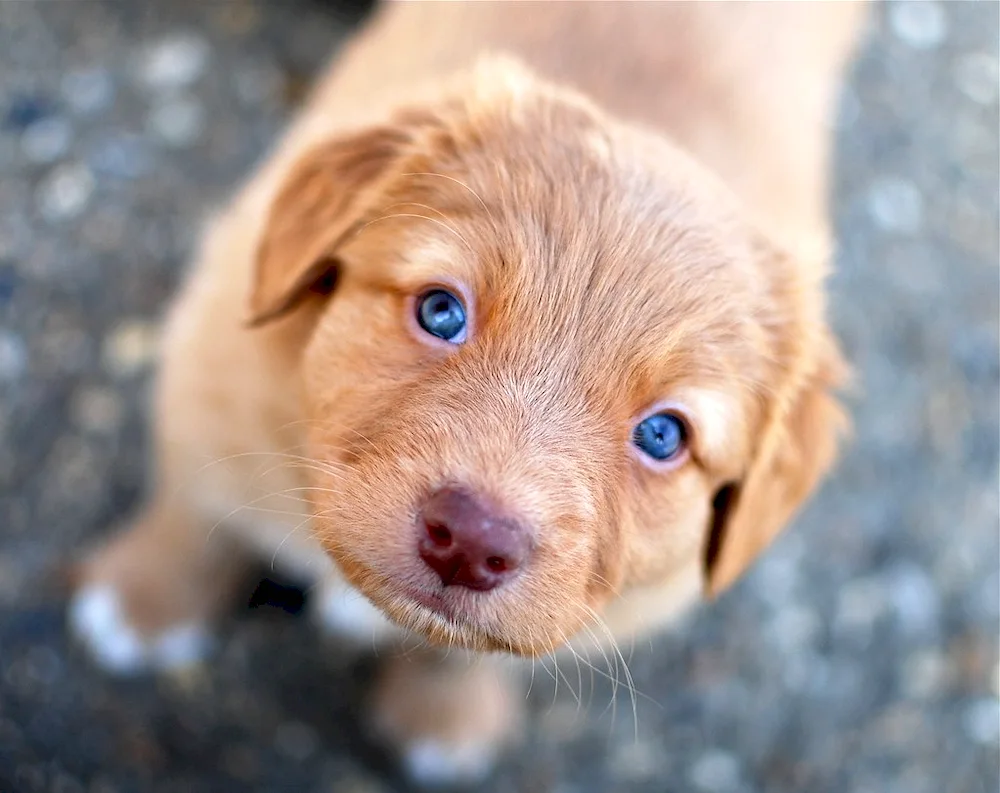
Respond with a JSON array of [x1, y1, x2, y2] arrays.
[[69, 500, 250, 674], [370, 650, 524, 787]]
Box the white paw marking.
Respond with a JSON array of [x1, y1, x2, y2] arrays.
[[69, 585, 145, 673], [311, 580, 398, 646], [403, 739, 495, 787], [69, 584, 213, 674]]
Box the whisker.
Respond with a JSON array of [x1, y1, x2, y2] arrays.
[[352, 213, 476, 255], [581, 603, 640, 741], [269, 516, 316, 570], [398, 171, 502, 241]]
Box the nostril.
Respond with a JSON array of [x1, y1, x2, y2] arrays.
[[426, 522, 453, 547], [417, 486, 532, 590], [485, 556, 506, 572]]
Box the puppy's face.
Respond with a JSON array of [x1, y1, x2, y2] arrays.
[[250, 63, 845, 656]]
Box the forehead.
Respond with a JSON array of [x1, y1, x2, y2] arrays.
[[360, 139, 774, 402], [337, 92, 785, 421]]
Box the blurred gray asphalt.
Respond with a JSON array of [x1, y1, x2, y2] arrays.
[[0, 2, 997, 792]]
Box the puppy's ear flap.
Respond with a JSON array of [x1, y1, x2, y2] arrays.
[[246, 125, 412, 327], [704, 244, 850, 596]]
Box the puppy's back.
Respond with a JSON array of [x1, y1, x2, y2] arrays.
[[313, 1, 867, 243]]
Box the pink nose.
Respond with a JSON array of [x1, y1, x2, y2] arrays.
[[417, 487, 531, 591]]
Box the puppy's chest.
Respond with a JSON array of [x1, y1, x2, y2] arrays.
[[238, 517, 333, 582], [192, 456, 334, 583]]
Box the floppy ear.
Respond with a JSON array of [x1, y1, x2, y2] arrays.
[[246, 57, 541, 327], [704, 248, 850, 596], [246, 124, 415, 327]]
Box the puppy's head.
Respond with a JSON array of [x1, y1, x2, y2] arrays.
[[248, 59, 847, 656]]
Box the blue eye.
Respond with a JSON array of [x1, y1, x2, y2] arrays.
[[417, 289, 467, 343], [633, 413, 686, 461]]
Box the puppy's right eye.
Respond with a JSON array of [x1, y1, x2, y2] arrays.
[[633, 412, 687, 461], [416, 289, 467, 343]]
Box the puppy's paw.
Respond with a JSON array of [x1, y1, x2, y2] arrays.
[[69, 583, 213, 674], [310, 578, 399, 649], [371, 654, 523, 788], [402, 738, 497, 788]]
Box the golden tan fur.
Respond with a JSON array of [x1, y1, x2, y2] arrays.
[[72, 1, 865, 781]]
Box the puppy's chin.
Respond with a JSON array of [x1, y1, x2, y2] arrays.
[[327, 551, 590, 658], [381, 593, 526, 656]]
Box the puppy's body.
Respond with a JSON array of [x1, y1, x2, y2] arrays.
[[71, 1, 864, 784], [303, 2, 859, 242]]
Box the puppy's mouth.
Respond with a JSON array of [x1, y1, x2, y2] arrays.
[[384, 579, 592, 658], [391, 579, 522, 649], [331, 551, 544, 655], [399, 585, 453, 617]]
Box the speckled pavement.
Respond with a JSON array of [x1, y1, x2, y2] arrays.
[[0, 2, 997, 792]]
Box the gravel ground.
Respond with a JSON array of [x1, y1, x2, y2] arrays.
[[0, 2, 997, 792]]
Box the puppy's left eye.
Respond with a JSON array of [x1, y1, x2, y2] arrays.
[[633, 413, 687, 461], [417, 289, 467, 343]]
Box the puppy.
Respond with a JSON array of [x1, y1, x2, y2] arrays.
[[70, 1, 865, 785]]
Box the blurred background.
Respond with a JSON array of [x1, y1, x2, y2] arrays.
[[0, 1, 997, 792]]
